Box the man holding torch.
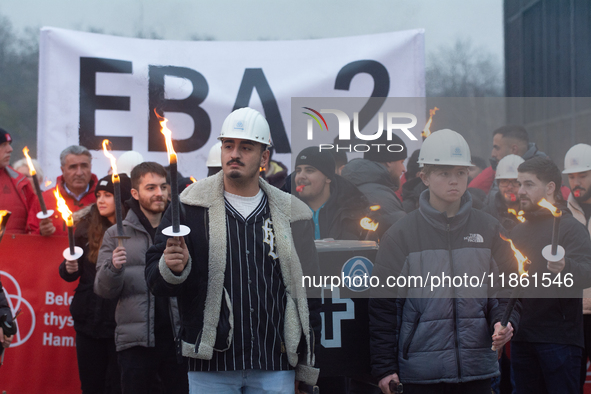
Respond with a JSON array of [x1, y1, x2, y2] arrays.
[[563, 143, 591, 392], [509, 156, 591, 393], [95, 162, 188, 393], [0, 128, 41, 234], [145, 107, 321, 394], [483, 154, 525, 230], [369, 129, 520, 394]]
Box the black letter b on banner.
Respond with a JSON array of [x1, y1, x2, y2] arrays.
[[148, 66, 211, 153]]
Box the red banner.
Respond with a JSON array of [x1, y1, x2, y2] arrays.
[[0, 234, 80, 393]]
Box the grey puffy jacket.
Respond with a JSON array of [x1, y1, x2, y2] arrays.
[[369, 191, 520, 384], [94, 209, 180, 351]]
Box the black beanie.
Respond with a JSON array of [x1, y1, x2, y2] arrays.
[[0, 128, 12, 144], [95, 173, 132, 203], [363, 132, 407, 163], [295, 147, 335, 180]]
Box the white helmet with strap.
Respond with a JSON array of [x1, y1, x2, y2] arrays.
[[418, 129, 472, 167], [495, 154, 524, 179], [218, 107, 271, 146], [563, 143, 591, 174]]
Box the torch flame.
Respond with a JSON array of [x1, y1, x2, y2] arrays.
[[421, 107, 439, 139], [360, 217, 379, 232], [0, 210, 8, 221], [507, 209, 526, 223], [370, 205, 381, 211], [102, 140, 119, 182], [53, 187, 73, 227], [22, 146, 37, 176], [155, 110, 177, 163], [538, 198, 562, 217], [44, 179, 53, 188], [499, 233, 530, 275], [190, 176, 197, 183]]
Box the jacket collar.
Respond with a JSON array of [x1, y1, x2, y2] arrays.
[[418, 189, 472, 232], [180, 170, 311, 223]]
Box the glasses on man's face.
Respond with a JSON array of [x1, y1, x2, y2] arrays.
[[499, 179, 520, 189]]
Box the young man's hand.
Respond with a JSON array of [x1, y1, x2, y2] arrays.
[[164, 237, 189, 274], [112, 246, 127, 269]]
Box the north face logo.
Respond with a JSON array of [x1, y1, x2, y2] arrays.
[[464, 233, 484, 243]]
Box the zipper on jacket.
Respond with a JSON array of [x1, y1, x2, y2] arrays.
[[447, 222, 462, 380], [147, 293, 152, 347], [402, 311, 422, 360]]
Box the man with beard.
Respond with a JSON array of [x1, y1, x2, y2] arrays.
[[483, 154, 525, 230], [509, 156, 591, 393], [341, 133, 407, 239], [293, 147, 368, 240], [469, 125, 546, 196], [562, 143, 591, 393], [145, 108, 320, 394], [95, 162, 187, 394]]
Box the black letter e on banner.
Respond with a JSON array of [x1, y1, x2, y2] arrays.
[[79, 57, 133, 150]]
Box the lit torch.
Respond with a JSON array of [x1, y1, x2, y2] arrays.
[[361, 205, 381, 240], [0, 210, 10, 244], [54, 187, 83, 260], [23, 147, 53, 220], [156, 111, 190, 237], [537, 198, 564, 261], [492, 233, 532, 350], [190, 176, 197, 183], [507, 209, 526, 223], [102, 140, 129, 247], [421, 107, 439, 140]]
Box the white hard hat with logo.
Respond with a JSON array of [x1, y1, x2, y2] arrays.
[[563, 143, 591, 174], [206, 141, 222, 168], [495, 154, 524, 179], [218, 107, 271, 146], [418, 129, 472, 167]]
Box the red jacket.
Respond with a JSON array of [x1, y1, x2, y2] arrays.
[[0, 166, 40, 234], [38, 174, 98, 236]]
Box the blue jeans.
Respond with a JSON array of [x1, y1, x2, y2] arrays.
[[188, 370, 295, 394], [511, 342, 582, 394]]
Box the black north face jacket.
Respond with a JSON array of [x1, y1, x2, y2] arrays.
[[369, 190, 521, 384]]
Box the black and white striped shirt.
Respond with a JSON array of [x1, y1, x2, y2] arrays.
[[188, 192, 290, 372]]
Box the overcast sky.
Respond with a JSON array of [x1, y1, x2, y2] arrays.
[[0, 0, 504, 59]]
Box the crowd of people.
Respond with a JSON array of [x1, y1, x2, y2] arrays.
[[1, 110, 591, 394]]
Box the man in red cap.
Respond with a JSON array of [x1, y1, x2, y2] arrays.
[[0, 128, 40, 234]]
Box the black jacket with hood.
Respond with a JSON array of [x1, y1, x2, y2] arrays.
[[510, 201, 591, 347]]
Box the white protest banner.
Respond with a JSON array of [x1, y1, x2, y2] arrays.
[[38, 27, 424, 181]]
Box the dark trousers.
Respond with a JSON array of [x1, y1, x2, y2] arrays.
[[117, 342, 188, 394], [403, 379, 491, 394], [581, 314, 591, 393], [512, 341, 582, 394], [76, 331, 121, 394]]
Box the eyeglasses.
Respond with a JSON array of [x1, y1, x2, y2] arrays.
[[498, 179, 520, 188]]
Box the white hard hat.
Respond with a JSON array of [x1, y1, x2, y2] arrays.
[[206, 141, 222, 168], [563, 143, 591, 174], [495, 154, 524, 179], [218, 107, 271, 146], [418, 129, 472, 167], [117, 151, 144, 176]]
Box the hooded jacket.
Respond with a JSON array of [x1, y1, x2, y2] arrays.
[[293, 174, 369, 240], [341, 158, 406, 238], [510, 201, 591, 347], [145, 171, 322, 385], [94, 206, 181, 351], [369, 191, 520, 384], [567, 194, 591, 314]]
